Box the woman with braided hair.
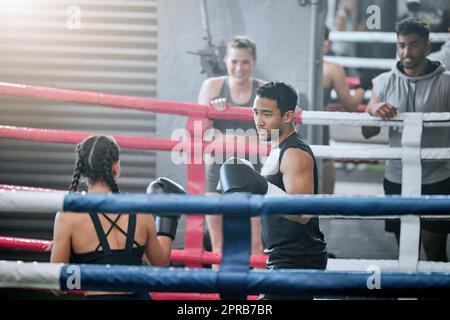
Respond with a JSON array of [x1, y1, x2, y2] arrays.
[[50, 135, 184, 299]]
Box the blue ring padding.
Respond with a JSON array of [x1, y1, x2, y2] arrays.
[[59, 265, 450, 296], [64, 193, 253, 217], [63, 193, 450, 216], [219, 214, 251, 299]]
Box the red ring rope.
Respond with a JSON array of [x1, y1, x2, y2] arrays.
[[0, 235, 267, 268], [0, 82, 302, 123]]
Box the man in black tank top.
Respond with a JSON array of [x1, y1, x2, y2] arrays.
[[217, 82, 327, 300]]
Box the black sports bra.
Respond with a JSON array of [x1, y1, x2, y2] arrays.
[[71, 212, 144, 265]]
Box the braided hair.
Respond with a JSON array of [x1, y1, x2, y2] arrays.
[[69, 135, 120, 193]]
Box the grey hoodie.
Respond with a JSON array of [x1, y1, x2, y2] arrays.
[[373, 60, 450, 184]]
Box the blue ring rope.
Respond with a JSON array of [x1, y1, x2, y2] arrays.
[[60, 193, 450, 298], [63, 193, 450, 216], [59, 265, 450, 297]]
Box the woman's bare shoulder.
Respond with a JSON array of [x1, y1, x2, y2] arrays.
[[54, 211, 81, 229], [203, 76, 226, 88]]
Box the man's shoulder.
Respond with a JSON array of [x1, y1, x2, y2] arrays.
[[283, 147, 313, 160], [283, 133, 311, 145], [439, 70, 450, 81], [281, 135, 314, 159], [372, 70, 396, 96]]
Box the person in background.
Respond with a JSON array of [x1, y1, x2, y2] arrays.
[[362, 18, 450, 262], [322, 26, 372, 194], [198, 35, 267, 262], [427, 7, 450, 69]]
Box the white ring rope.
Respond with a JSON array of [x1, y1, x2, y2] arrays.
[[329, 31, 450, 44], [311, 145, 450, 160], [327, 259, 450, 273], [324, 55, 395, 70]]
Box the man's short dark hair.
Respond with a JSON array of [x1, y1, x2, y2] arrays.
[[396, 17, 430, 41], [256, 81, 298, 115]]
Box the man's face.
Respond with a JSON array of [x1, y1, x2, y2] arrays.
[[252, 96, 283, 142], [397, 33, 430, 70]]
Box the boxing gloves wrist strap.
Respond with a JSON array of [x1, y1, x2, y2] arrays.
[[156, 216, 179, 240], [266, 182, 287, 196]]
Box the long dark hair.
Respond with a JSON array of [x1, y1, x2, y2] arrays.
[[69, 135, 120, 193]]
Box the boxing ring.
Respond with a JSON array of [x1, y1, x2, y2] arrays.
[[2, 192, 450, 299], [0, 80, 450, 299]]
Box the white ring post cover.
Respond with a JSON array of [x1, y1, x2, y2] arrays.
[[0, 190, 65, 213], [398, 114, 423, 272], [0, 261, 62, 289]]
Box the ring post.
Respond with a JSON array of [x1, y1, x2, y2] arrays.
[[399, 114, 423, 272], [218, 193, 252, 300]]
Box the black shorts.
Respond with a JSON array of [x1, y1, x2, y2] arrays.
[[259, 262, 326, 300], [384, 176, 450, 234]]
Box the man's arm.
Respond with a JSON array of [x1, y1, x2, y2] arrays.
[[361, 86, 397, 139], [280, 148, 314, 224], [330, 63, 366, 111]]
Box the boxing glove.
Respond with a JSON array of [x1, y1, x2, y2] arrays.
[[217, 157, 286, 196], [146, 177, 185, 240]]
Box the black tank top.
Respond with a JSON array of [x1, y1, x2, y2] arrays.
[[213, 76, 259, 133], [260, 132, 327, 269], [71, 212, 144, 265]]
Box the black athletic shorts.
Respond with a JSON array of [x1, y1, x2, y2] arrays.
[[384, 176, 450, 234]]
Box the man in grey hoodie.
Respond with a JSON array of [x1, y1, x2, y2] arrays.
[[362, 18, 450, 262]]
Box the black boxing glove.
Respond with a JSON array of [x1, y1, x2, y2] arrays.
[[216, 157, 287, 196], [146, 177, 185, 240]]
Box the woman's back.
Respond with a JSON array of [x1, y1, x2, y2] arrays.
[[50, 135, 179, 299], [69, 212, 148, 256]]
